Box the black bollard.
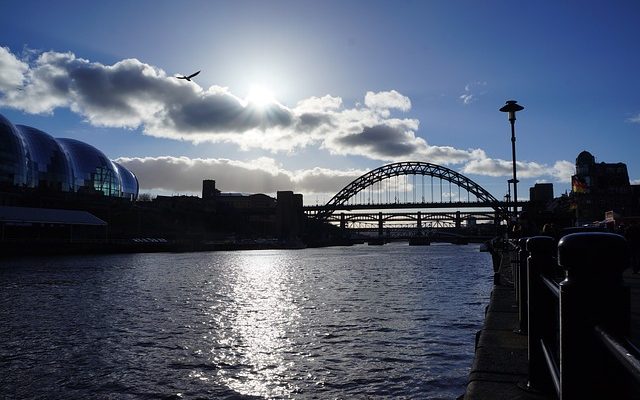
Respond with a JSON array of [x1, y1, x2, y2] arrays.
[[557, 232, 629, 400], [489, 237, 503, 285], [517, 237, 529, 334], [526, 236, 556, 393]]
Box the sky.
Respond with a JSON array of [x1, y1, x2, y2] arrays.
[[1, 0, 639, 204]]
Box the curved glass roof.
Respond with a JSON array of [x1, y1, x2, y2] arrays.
[[57, 138, 122, 197], [16, 125, 74, 191], [114, 161, 139, 201], [0, 113, 138, 200], [0, 114, 27, 186]]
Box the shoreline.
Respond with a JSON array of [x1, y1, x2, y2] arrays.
[[462, 250, 550, 399]]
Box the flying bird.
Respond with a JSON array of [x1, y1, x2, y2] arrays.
[[175, 70, 201, 81]]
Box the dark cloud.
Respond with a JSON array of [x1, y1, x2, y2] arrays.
[[336, 124, 420, 157], [295, 112, 335, 131]]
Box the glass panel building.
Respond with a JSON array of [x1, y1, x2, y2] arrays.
[[15, 125, 74, 192], [114, 161, 139, 201], [0, 113, 138, 200], [0, 114, 27, 187]]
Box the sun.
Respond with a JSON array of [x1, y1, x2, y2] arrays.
[[245, 85, 276, 108]]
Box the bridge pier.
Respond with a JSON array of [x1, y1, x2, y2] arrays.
[[340, 213, 345, 231], [417, 211, 422, 230], [455, 210, 461, 229], [378, 212, 383, 237]]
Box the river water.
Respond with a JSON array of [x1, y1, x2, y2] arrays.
[[1, 243, 492, 399]]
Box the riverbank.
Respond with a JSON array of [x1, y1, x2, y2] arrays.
[[463, 251, 550, 400], [464, 245, 640, 399]]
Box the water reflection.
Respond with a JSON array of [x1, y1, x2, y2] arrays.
[[211, 252, 300, 397], [1, 245, 492, 399]]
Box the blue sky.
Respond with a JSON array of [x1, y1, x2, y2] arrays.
[[1, 0, 639, 203]]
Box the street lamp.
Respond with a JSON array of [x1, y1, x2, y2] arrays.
[[507, 178, 518, 215], [500, 100, 524, 218]]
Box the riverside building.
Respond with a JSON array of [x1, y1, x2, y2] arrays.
[[571, 150, 639, 225], [0, 113, 138, 204]]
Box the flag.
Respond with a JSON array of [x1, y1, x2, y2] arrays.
[[572, 176, 588, 194]]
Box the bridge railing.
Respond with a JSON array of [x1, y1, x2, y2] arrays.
[[511, 233, 640, 399]]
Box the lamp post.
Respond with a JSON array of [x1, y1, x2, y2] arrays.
[[508, 178, 518, 217], [500, 100, 524, 218]]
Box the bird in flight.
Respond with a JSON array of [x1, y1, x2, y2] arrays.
[[175, 70, 201, 81]]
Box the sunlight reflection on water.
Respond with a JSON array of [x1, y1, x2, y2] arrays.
[[217, 254, 301, 397], [1, 243, 492, 399]]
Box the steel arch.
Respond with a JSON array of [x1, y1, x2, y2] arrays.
[[315, 161, 507, 220]]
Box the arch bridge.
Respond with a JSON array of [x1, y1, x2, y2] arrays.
[[304, 161, 515, 234]]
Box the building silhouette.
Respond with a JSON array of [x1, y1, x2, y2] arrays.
[[276, 191, 304, 241], [571, 150, 637, 225], [529, 183, 554, 204], [202, 179, 220, 200]]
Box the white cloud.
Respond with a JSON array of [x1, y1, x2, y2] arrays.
[[118, 154, 575, 203], [459, 81, 487, 105], [0, 46, 492, 165], [461, 157, 574, 182], [295, 95, 342, 113], [0, 47, 28, 92], [0, 47, 574, 182], [0, 47, 445, 160], [459, 93, 475, 105], [631, 179, 640, 185], [292, 167, 367, 193], [364, 90, 411, 116], [116, 156, 365, 197], [627, 113, 640, 124], [550, 160, 575, 182]]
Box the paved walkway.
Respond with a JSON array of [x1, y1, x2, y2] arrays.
[[464, 250, 640, 399]]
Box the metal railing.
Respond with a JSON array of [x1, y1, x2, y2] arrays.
[[512, 232, 640, 399]]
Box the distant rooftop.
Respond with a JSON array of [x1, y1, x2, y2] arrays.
[[219, 192, 247, 197], [0, 206, 107, 226]]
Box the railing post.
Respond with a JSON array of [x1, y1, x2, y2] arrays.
[[516, 237, 529, 334], [513, 240, 520, 301], [489, 236, 504, 285], [557, 232, 630, 400], [526, 236, 556, 393]]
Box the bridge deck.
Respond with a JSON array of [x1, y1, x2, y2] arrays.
[[303, 200, 520, 212]]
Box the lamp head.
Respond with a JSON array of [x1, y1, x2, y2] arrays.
[[499, 100, 524, 122]]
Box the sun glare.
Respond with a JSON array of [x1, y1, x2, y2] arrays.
[[246, 85, 276, 108]]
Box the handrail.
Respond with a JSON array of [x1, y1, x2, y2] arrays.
[[541, 276, 559, 298], [519, 233, 633, 399], [540, 338, 560, 396], [594, 325, 640, 385]]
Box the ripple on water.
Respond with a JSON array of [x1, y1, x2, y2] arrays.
[[1, 243, 492, 399]]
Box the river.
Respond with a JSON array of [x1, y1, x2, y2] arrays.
[[1, 242, 492, 399]]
